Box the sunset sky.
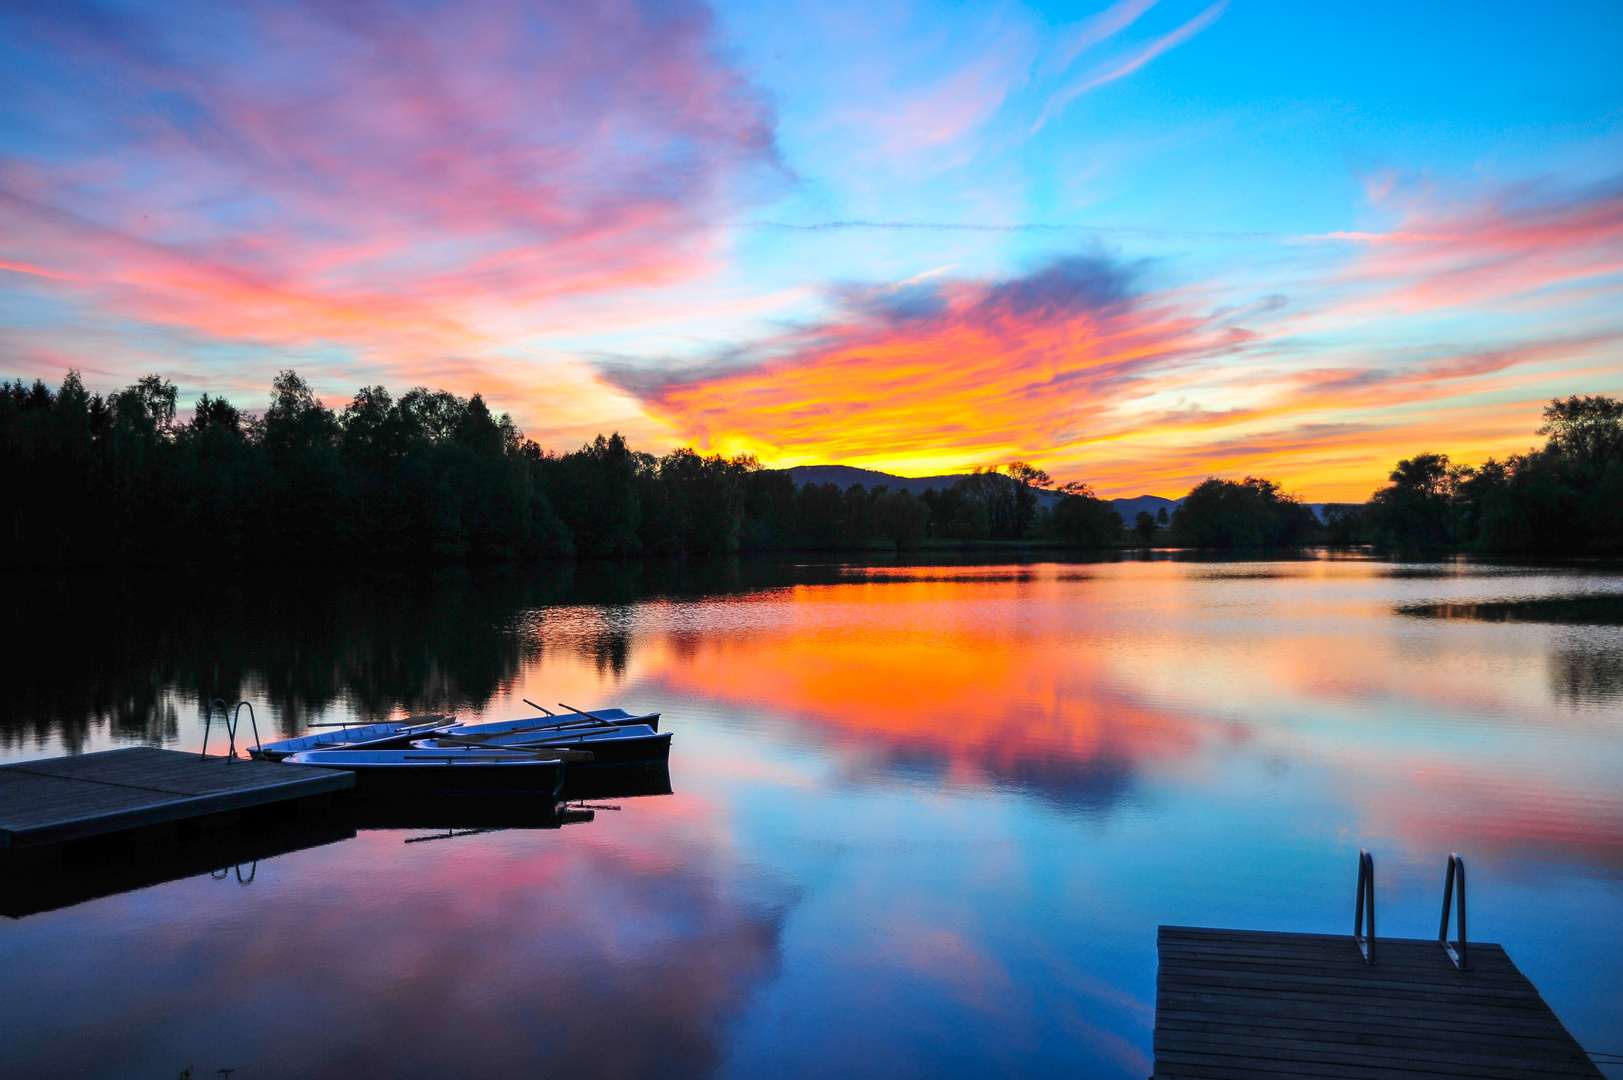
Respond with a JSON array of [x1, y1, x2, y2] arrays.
[[2, 0, 1621, 499]]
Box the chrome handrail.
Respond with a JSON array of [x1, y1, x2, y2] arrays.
[[1439, 853, 1468, 970], [1354, 849, 1376, 964]]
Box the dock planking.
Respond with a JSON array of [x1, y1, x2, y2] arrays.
[[0, 747, 354, 849], [1154, 926, 1603, 1079]]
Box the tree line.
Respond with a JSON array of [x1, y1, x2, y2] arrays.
[[1322, 395, 1623, 555], [5, 370, 1614, 564], [0, 369, 1123, 566]]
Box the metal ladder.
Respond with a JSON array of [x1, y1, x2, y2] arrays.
[[200, 699, 263, 761], [1352, 850, 1468, 969]]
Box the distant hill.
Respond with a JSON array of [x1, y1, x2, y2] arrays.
[[782, 467, 1363, 523], [785, 465, 1184, 515], [786, 465, 966, 496]]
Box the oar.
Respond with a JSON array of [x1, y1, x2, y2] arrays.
[[404, 749, 594, 763], [452, 715, 604, 742], [557, 703, 620, 729], [522, 699, 556, 716], [430, 737, 594, 762]]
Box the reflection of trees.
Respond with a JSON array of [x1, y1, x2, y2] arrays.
[[6, 553, 1193, 755], [2, 566, 571, 747], [0, 557, 876, 751], [1549, 649, 1623, 706]]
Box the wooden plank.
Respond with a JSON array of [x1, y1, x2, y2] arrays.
[[1155, 989, 1579, 1036], [0, 748, 353, 848], [1153, 1048, 1598, 1080], [1155, 1014, 1595, 1056], [1154, 1029, 1599, 1074], [1153, 926, 1602, 1080]]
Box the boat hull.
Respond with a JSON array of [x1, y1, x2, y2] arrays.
[[413, 726, 670, 766], [251, 716, 459, 761], [283, 750, 565, 797], [450, 709, 660, 738]]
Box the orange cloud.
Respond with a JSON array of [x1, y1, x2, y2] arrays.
[[621, 179, 1623, 500], [620, 257, 1244, 474]]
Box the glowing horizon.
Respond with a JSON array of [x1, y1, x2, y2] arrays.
[[2, 0, 1620, 502]]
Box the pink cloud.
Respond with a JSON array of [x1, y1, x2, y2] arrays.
[[1331, 177, 1623, 309], [0, 0, 778, 357]]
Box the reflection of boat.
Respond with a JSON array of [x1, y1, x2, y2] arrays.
[[331, 763, 673, 834], [412, 724, 671, 766], [450, 708, 661, 738], [283, 749, 569, 796], [337, 794, 597, 832], [250, 715, 460, 760], [562, 762, 673, 802]]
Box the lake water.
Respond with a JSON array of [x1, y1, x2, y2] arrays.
[[3, 554, 1621, 1078]]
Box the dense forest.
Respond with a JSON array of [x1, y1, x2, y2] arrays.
[[0, 370, 1121, 566], [4, 370, 1617, 565], [1322, 395, 1623, 555]]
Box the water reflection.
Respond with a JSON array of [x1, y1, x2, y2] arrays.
[[1, 765, 674, 919], [2, 556, 1622, 1078], [1551, 649, 1623, 707], [1401, 594, 1623, 623], [0, 816, 356, 919]]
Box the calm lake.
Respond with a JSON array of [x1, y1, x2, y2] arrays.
[[3, 554, 1621, 1078]]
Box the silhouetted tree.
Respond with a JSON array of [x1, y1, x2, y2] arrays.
[[1171, 477, 1317, 547], [1046, 482, 1122, 547], [871, 488, 930, 548]]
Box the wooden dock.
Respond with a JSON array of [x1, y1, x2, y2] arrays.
[[1154, 926, 1603, 1079], [0, 747, 354, 850]]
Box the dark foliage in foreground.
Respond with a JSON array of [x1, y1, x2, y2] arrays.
[[0, 370, 1123, 566]]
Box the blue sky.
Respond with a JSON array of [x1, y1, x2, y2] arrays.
[[2, 0, 1620, 496]]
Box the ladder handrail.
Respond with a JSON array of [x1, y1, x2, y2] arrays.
[[230, 701, 263, 759], [1439, 853, 1468, 970], [199, 699, 262, 761], [200, 698, 230, 761], [1354, 849, 1376, 964]]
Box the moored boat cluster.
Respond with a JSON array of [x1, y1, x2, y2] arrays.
[[252, 706, 668, 798]]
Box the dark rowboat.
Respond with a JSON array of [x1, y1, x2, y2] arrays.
[[413, 724, 670, 766], [450, 708, 660, 739], [282, 748, 569, 796], [250, 715, 459, 761]]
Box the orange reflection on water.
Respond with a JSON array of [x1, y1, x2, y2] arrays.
[[618, 563, 1623, 867], [647, 578, 1209, 795]]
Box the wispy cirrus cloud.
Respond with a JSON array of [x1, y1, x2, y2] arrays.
[[1034, 1, 1229, 131], [0, 0, 779, 376]]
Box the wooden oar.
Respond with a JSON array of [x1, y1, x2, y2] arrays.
[[557, 703, 620, 729], [430, 737, 593, 762], [522, 699, 556, 716], [448, 715, 605, 743]]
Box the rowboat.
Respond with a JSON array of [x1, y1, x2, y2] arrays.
[[282, 748, 573, 796], [250, 715, 460, 761], [412, 724, 670, 765], [449, 708, 660, 739]]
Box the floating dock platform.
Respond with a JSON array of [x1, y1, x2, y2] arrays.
[[1154, 925, 1603, 1079], [0, 747, 354, 850]]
